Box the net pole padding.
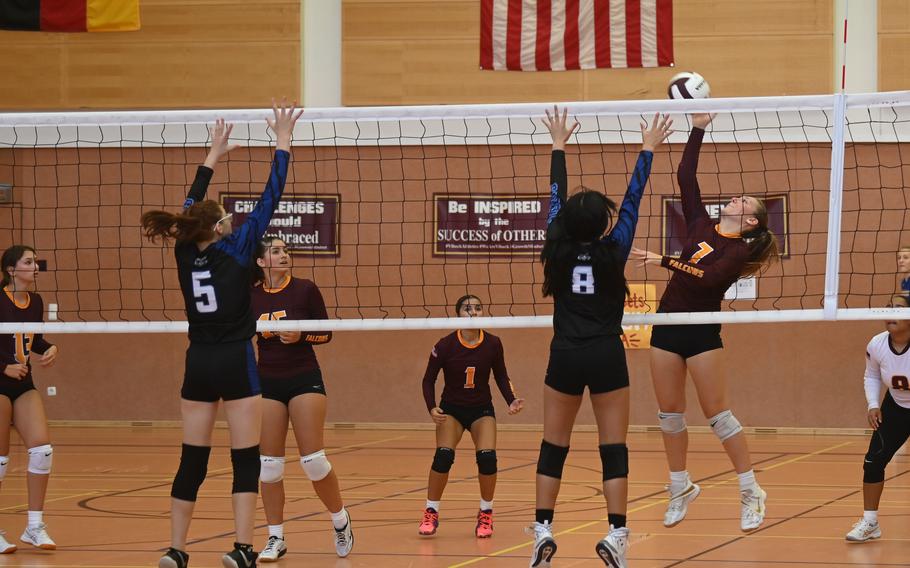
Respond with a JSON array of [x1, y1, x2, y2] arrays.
[[3, 308, 910, 334], [823, 93, 847, 320]]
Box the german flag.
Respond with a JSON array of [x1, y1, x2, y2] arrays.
[[0, 0, 140, 32]]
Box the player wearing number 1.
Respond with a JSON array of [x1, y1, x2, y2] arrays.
[[141, 100, 303, 568], [529, 106, 672, 568], [418, 294, 524, 539]]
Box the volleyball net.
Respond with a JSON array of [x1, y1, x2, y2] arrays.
[[0, 91, 909, 333]]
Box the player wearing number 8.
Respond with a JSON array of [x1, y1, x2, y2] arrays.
[[845, 294, 910, 543], [418, 295, 524, 539], [529, 106, 672, 568], [140, 100, 303, 568]]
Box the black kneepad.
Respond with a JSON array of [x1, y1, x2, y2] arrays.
[[231, 445, 261, 494], [536, 440, 569, 479], [863, 452, 887, 484], [599, 443, 629, 481], [171, 444, 211, 501], [431, 447, 455, 473], [476, 449, 497, 475]]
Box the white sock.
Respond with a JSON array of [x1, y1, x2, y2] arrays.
[[479, 498, 493, 512], [330, 508, 348, 530], [426, 500, 440, 512], [737, 470, 757, 492], [268, 524, 283, 539], [669, 470, 689, 493], [27, 510, 42, 528], [863, 510, 878, 523]]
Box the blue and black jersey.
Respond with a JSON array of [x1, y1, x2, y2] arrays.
[[546, 149, 652, 348], [176, 150, 290, 344]]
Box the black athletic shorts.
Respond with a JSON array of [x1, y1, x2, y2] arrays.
[[261, 369, 326, 405], [865, 392, 910, 472], [650, 323, 723, 359], [0, 374, 36, 402], [545, 335, 629, 396], [181, 340, 260, 402], [440, 401, 495, 431]]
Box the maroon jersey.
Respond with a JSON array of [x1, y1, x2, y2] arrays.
[[0, 290, 53, 376], [251, 276, 331, 378], [421, 330, 517, 411], [658, 127, 750, 313]]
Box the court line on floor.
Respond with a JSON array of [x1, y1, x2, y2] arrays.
[[448, 440, 852, 567]]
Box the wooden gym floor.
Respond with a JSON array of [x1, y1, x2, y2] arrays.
[[0, 425, 906, 567]]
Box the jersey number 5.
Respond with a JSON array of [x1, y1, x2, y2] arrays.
[[192, 271, 218, 313], [572, 266, 595, 295]]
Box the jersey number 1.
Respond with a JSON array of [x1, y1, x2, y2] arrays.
[[192, 271, 218, 313], [464, 366, 476, 389]]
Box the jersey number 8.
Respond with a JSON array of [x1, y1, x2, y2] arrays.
[[192, 271, 218, 313], [572, 266, 595, 295]]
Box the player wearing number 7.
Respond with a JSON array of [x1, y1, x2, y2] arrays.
[[529, 106, 672, 568], [418, 294, 524, 539], [630, 113, 778, 535], [141, 99, 303, 568]]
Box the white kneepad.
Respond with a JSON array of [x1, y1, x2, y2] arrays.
[[260, 455, 285, 483], [27, 444, 53, 475], [300, 449, 332, 481], [0, 456, 8, 481], [658, 412, 687, 434], [709, 410, 742, 442]]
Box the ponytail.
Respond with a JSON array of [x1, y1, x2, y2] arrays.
[[740, 199, 779, 277], [140, 200, 222, 244]]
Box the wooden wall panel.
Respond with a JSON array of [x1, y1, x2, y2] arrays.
[[342, 0, 834, 106], [0, 0, 300, 110], [879, 0, 910, 91]]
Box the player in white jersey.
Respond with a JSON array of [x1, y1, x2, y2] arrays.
[[846, 294, 910, 542]]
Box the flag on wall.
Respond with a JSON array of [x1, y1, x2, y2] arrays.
[[480, 0, 672, 71], [0, 0, 141, 32]]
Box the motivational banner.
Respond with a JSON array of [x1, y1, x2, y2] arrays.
[[661, 195, 789, 257], [220, 194, 340, 256], [433, 194, 548, 256]]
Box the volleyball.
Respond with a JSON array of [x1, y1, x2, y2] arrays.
[[667, 71, 711, 99]]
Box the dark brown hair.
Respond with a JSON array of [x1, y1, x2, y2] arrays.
[[740, 197, 780, 277], [140, 200, 224, 244], [1, 245, 37, 287]]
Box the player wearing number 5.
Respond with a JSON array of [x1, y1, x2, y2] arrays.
[[845, 294, 910, 543], [418, 294, 524, 539], [529, 107, 671, 568], [630, 113, 778, 534], [141, 100, 302, 568]]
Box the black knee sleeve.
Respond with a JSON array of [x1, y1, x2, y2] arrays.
[[599, 443, 629, 481], [171, 444, 211, 501], [863, 451, 888, 484], [536, 440, 569, 479], [476, 449, 497, 476], [231, 445, 261, 494], [431, 447, 455, 473]]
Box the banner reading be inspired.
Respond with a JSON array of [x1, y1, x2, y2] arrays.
[[221, 194, 340, 257], [434, 194, 548, 256]]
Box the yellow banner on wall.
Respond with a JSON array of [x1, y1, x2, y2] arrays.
[[621, 284, 656, 349]]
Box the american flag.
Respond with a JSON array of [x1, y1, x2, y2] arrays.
[[480, 0, 673, 71]]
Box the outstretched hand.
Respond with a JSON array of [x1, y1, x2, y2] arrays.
[[641, 113, 673, 152], [692, 113, 715, 130], [542, 105, 580, 151], [203, 118, 241, 169], [630, 247, 663, 267], [267, 97, 305, 152]]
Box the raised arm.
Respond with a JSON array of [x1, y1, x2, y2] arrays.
[[542, 106, 578, 225], [677, 114, 714, 227], [607, 113, 672, 260], [222, 100, 303, 261], [183, 118, 239, 209]]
